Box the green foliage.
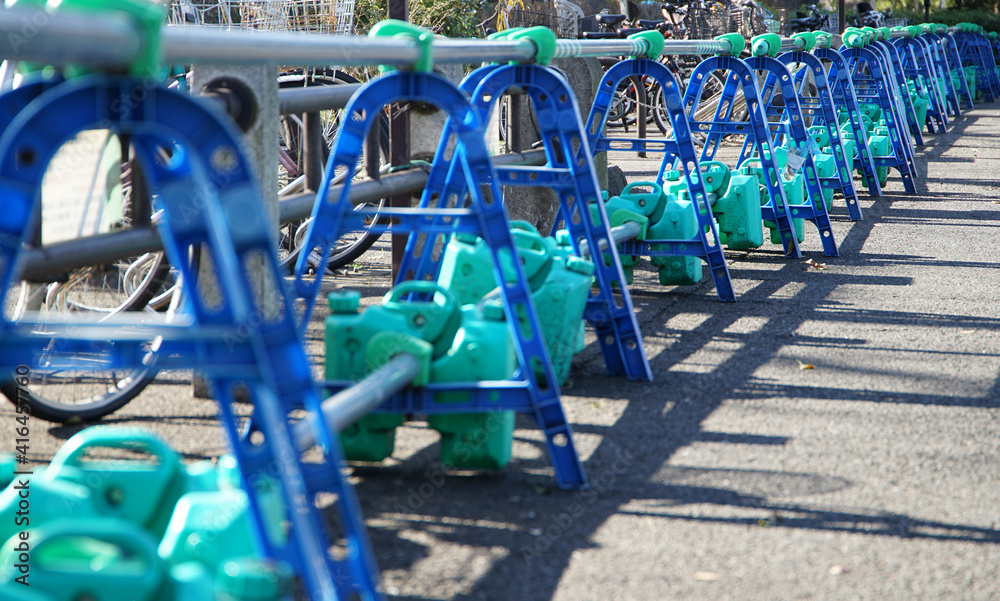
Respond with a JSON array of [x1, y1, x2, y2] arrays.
[[353, 0, 487, 37], [928, 8, 1000, 32]]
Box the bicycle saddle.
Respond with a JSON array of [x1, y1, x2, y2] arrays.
[[595, 13, 627, 27], [637, 19, 667, 29]]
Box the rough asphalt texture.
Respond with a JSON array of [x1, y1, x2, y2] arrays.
[[4, 106, 1000, 600]]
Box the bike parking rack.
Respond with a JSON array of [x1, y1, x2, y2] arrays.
[[292, 59, 589, 489], [584, 47, 737, 301], [921, 25, 964, 117], [0, 74, 382, 601], [773, 33, 863, 220], [809, 34, 885, 199], [6, 8, 999, 599], [868, 29, 926, 147], [682, 50, 804, 258], [840, 29, 919, 194], [952, 26, 1000, 102], [939, 29, 976, 110]]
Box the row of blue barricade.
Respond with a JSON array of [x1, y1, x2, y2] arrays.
[[1, 16, 998, 601]]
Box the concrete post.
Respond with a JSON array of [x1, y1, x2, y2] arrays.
[[500, 57, 605, 236], [190, 64, 279, 399]]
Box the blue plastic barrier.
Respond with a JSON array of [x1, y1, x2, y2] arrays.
[[585, 57, 736, 300], [0, 74, 381, 600], [293, 69, 589, 489]]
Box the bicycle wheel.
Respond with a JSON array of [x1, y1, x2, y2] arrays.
[[607, 80, 638, 128], [1, 133, 175, 423], [278, 68, 390, 273]]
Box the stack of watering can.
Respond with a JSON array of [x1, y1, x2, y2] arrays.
[[0, 428, 292, 601], [325, 221, 595, 470], [582, 175, 761, 287], [738, 144, 812, 245], [839, 104, 892, 187]]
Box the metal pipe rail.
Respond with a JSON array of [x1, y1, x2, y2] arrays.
[[576, 221, 643, 259], [279, 84, 361, 114], [0, 8, 741, 70], [292, 354, 422, 451], [17, 150, 546, 282]]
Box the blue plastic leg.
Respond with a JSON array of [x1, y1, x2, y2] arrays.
[[745, 56, 839, 257], [0, 75, 382, 601], [682, 55, 803, 259], [944, 33, 976, 109], [841, 46, 919, 194], [814, 47, 883, 199], [585, 58, 738, 298], [294, 70, 588, 489], [781, 50, 862, 220]]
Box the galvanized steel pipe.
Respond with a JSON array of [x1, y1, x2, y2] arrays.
[[0, 9, 141, 68], [1, 9, 735, 70], [577, 221, 643, 259], [292, 353, 422, 451], [18, 150, 547, 282]]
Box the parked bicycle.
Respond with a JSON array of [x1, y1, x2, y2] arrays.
[[851, 2, 891, 28], [786, 4, 829, 34]]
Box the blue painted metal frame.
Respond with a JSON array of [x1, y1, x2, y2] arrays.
[[914, 35, 952, 128], [812, 46, 884, 198], [742, 55, 839, 257], [0, 75, 382, 601], [293, 70, 588, 489], [954, 31, 999, 102], [583, 58, 736, 301], [840, 45, 919, 194], [872, 38, 925, 147], [681, 55, 803, 258], [778, 50, 863, 220]]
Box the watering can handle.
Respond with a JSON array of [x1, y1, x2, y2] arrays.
[[24, 518, 165, 594], [48, 427, 180, 475]]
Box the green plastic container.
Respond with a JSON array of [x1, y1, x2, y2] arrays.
[[907, 81, 930, 130], [437, 221, 594, 385], [585, 185, 661, 284], [0, 519, 174, 601], [158, 476, 287, 576], [638, 184, 702, 286], [325, 282, 518, 469], [867, 125, 891, 187], [739, 149, 806, 246], [674, 161, 763, 250], [0, 428, 217, 546], [0, 517, 281, 601]]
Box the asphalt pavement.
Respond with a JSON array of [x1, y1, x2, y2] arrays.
[[4, 103, 1000, 600]]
